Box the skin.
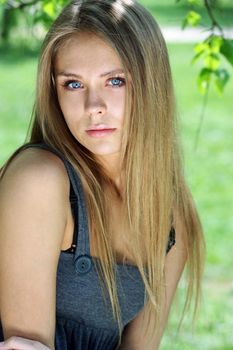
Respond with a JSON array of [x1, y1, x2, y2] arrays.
[[55, 32, 129, 185], [0, 32, 186, 350], [0, 336, 50, 350]]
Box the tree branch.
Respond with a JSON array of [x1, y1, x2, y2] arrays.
[[194, 79, 210, 150], [204, 0, 223, 34], [5, 0, 39, 10], [17, 0, 39, 10]]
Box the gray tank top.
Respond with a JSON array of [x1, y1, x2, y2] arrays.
[[0, 143, 175, 350]]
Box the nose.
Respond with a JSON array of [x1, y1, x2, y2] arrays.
[[85, 88, 107, 118]]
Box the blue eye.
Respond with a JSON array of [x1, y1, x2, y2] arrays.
[[64, 81, 82, 89], [109, 77, 125, 87]]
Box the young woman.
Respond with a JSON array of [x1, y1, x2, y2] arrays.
[[0, 0, 205, 349]]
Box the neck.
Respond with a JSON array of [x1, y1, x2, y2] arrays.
[[96, 154, 124, 195]]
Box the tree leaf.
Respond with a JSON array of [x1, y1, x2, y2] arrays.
[[208, 35, 223, 54], [42, 1, 56, 18], [185, 10, 201, 27], [192, 51, 205, 64], [204, 53, 220, 71], [34, 12, 53, 28], [193, 42, 210, 63], [214, 69, 230, 95], [182, 18, 189, 30], [220, 39, 233, 67], [198, 68, 212, 95], [188, 0, 201, 5], [194, 42, 209, 54]]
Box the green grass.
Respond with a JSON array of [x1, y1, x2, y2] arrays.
[[169, 43, 233, 274], [161, 44, 233, 349], [0, 43, 38, 159]]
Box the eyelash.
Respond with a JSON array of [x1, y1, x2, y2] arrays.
[[62, 77, 126, 90], [108, 77, 126, 87]]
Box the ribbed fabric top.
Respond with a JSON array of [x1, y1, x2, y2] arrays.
[[0, 143, 176, 350]]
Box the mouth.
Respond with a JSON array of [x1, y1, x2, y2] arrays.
[[86, 128, 117, 138]]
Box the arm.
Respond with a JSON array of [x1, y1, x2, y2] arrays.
[[0, 149, 69, 350], [0, 336, 51, 349], [118, 213, 187, 350]]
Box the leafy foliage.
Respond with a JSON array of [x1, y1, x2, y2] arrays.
[[192, 35, 232, 95], [0, 0, 69, 40], [178, 0, 233, 96], [0, 0, 232, 96], [182, 10, 201, 29]]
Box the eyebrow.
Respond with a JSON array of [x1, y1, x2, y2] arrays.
[[56, 69, 125, 79]]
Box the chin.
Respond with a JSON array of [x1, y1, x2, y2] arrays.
[[88, 147, 120, 157], [83, 144, 118, 155], [93, 150, 119, 156]]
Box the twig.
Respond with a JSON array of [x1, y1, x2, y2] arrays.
[[203, 0, 223, 34], [193, 1, 224, 149], [18, 0, 39, 10], [5, 0, 39, 10], [194, 80, 210, 150]]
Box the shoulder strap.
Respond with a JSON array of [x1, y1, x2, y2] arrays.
[[22, 143, 91, 258]]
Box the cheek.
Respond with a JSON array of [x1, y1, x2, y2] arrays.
[[57, 93, 82, 122], [110, 92, 126, 120]]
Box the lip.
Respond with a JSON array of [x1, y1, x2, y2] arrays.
[[87, 124, 113, 131], [86, 128, 117, 138]]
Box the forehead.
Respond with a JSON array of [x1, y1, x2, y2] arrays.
[[55, 32, 123, 74]]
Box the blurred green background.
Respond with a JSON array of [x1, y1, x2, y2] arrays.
[[0, 0, 233, 349]]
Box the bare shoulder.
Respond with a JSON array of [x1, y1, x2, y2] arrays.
[[0, 146, 70, 257], [0, 147, 69, 195]]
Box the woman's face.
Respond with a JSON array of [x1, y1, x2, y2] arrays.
[[55, 32, 128, 162]]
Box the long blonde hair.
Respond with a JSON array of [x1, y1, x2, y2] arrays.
[[1, 0, 205, 345]]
